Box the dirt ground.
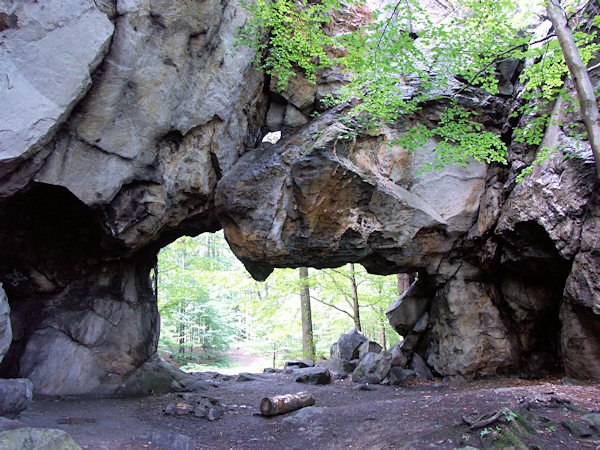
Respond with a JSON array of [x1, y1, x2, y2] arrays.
[[16, 372, 600, 449]]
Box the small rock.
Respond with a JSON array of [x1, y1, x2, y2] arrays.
[[331, 372, 348, 381], [139, 430, 195, 450], [284, 360, 315, 370], [294, 367, 331, 385], [581, 413, 600, 432], [263, 368, 281, 373], [399, 333, 419, 357], [164, 403, 177, 416], [0, 428, 81, 450], [0, 378, 33, 419], [193, 405, 207, 418], [561, 377, 587, 386], [235, 373, 268, 382], [388, 367, 415, 386], [411, 353, 434, 381], [207, 405, 224, 421], [562, 419, 593, 438], [353, 383, 377, 391]]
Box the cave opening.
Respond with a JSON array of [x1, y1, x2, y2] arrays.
[[155, 232, 404, 373]]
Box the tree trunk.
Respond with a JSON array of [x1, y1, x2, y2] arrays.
[[260, 392, 316, 416], [547, 0, 600, 178], [349, 263, 362, 331], [299, 267, 316, 361]]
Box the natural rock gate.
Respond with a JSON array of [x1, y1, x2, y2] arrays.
[[0, 0, 599, 396]]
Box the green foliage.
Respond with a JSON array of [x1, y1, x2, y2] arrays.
[[238, 0, 600, 175], [158, 232, 402, 369]]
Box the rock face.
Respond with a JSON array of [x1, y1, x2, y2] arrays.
[[0, 0, 265, 395], [0, 0, 599, 396], [0, 284, 10, 364], [216, 106, 488, 279]]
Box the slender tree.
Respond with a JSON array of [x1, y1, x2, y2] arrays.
[[547, 0, 600, 177], [299, 267, 316, 361], [349, 264, 362, 331]]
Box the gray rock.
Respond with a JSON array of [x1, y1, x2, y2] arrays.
[[386, 279, 434, 336], [358, 341, 383, 360], [236, 373, 269, 382], [399, 332, 419, 357], [207, 405, 224, 421], [330, 329, 368, 361], [389, 343, 408, 368], [411, 353, 434, 381], [581, 413, 600, 432], [0, 428, 81, 450], [284, 360, 315, 370], [0, 417, 26, 432], [0, 378, 33, 419], [0, 283, 10, 364], [388, 367, 415, 386], [0, 0, 114, 196], [281, 406, 329, 429], [139, 430, 195, 450], [294, 367, 331, 385], [352, 351, 393, 384], [317, 357, 357, 375]]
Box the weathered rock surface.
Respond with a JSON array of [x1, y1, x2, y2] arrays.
[[0, 378, 33, 418], [0, 0, 265, 395], [352, 351, 392, 384], [387, 367, 415, 386], [358, 341, 383, 360], [317, 357, 357, 375], [294, 367, 332, 385], [0, 283, 10, 364], [0, 0, 114, 196], [0, 427, 81, 450], [216, 107, 488, 279], [330, 329, 368, 361], [0, 0, 599, 396]]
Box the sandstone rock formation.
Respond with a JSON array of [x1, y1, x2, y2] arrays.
[[0, 0, 265, 395], [0, 0, 599, 397]]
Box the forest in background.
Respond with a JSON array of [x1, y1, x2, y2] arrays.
[[157, 231, 403, 372]]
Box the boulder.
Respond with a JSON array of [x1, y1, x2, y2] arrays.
[[389, 343, 408, 368], [358, 341, 383, 360], [386, 278, 434, 336], [0, 284, 10, 364], [330, 329, 368, 361], [352, 351, 393, 384], [0, 378, 33, 419], [235, 373, 269, 382], [411, 353, 434, 381], [0, 0, 114, 196], [294, 367, 331, 385], [0, 428, 81, 450], [317, 357, 357, 375], [284, 360, 315, 370], [388, 367, 415, 386]]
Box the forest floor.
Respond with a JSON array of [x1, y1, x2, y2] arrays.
[[15, 370, 600, 449]]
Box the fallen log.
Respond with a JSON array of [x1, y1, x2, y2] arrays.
[[260, 392, 316, 417]]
